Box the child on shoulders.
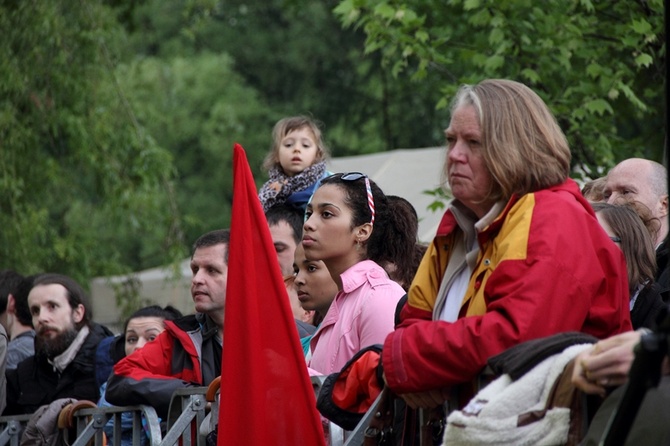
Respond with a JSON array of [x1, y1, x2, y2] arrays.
[[258, 116, 331, 212]]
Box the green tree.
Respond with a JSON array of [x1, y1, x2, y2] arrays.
[[123, 0, 451, 157], [334, 0, 666, 174], [0, 1, 184, 284], [115, 52, 276, 244]]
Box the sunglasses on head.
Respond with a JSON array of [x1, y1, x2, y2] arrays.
[[327, 172, 375, 225]]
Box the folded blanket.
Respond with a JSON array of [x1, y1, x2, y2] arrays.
[[444, 344, 592, 446]]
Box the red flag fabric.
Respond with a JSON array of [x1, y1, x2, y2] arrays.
[[218, 144, 325, 445]]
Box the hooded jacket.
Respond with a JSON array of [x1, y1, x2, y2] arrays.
[[382, 179, 632, 394], [106, 313, 221, 418]]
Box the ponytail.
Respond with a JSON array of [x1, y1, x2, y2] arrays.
[[367, 195, 420, 288]]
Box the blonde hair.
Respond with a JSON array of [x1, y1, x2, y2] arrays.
[[448, 79, 571, 201], [262, 116, 329, 172]]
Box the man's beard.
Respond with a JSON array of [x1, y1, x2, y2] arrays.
[[36, 327, 79, 359]]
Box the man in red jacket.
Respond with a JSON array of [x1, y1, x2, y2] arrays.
[[106, 229, 229, 418]]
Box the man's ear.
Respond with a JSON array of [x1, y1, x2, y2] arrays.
[[7, 294, 16, 312], [659, 194, 669, 218], [72, 304, 85, 325], [355, 222, 373, 243]]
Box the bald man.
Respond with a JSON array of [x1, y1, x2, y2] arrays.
[[604, 158, 668, 299]]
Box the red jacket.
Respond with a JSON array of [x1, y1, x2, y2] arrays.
[[107, 314, 220, 417], [382, 180, 632, 394]]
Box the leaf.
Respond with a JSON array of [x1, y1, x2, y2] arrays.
[[630, 19, 652, 35], [415, 30, 429, 42], [584, 98, 613, 116], [333, 0, 361, 27], [578, 0, 595, 12], [520, 68, 540, 83], [374, 3, 395, 19], [634, 53, 653, 68], [469, 8, 491, 26], [585, 63, 601, 79], [463, 0, 482, 10], [617, 81, 648, 111], [489, 28, 505, 45], [485, 54, 505, 71], [620, 35, 639, 48]]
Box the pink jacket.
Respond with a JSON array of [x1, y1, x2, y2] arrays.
[[308, 260, 404, 376]]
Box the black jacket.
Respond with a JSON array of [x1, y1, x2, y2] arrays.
[[630, 283, 665, 330], [3, 323, 112, 415]]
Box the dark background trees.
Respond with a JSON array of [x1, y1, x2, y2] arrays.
[[1, 0, 665, 291]]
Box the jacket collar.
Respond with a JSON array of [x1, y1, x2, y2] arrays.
[[340, 260, 390, 294], [197, 313, 220, 341], [438, 179, 580, 243], [48, 325, 89, 374]]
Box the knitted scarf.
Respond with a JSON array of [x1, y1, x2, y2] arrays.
[[258, 161, 327, 211]]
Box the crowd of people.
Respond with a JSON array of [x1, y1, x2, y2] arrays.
[[0, 78, 668, 445]]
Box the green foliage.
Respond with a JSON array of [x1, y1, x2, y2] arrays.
[[14, 0, 661, 297], [423, 186, 453, 213], [0, 1, 185, 285], [334, 0, 666, 173], [115, 52, 276, 244], [126, 0, 450, 157]]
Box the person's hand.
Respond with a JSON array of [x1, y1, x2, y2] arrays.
[[399, 388, 451, 410], [572, 330, 642, 396], [383, 371, 450, 409]]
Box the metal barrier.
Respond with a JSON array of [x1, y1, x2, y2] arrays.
[[0, 377, 359, 446], [61, 403, 161, 446], [161, 388, 207, 446], [0, 414, 31, 446], [0, 389, 208, 446]]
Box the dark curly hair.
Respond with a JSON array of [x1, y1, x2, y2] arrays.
[[318, 174, 418, 285]]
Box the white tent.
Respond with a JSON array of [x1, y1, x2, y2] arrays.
[[90, 146, 448, 328]]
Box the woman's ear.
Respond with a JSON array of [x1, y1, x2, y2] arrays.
[[355, 222, 373, 243]]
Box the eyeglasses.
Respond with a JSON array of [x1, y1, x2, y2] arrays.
[[609, 236, 622, 243], [329, 172, 375, 225]]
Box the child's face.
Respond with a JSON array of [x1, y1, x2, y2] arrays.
[[278, 127, 319, 177]]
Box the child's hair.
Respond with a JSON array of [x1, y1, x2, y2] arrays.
[[319, 174, 417, 282], [262, 116, 330, 171]]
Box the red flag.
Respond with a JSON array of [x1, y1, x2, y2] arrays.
[[218, 144, 325, 445]]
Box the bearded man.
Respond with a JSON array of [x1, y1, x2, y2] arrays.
[[3, 274, 112, 415]]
